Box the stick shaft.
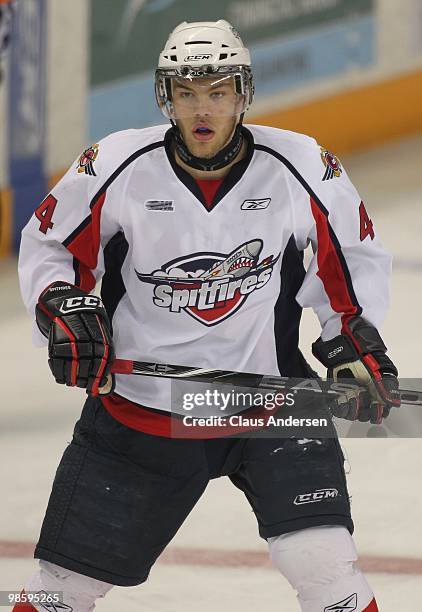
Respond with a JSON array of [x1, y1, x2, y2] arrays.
[[110, 358, 422, 405]]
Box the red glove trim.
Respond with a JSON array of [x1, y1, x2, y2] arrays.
[[36, 299, 55, 321], [375, 379, 401, 407], [53, 317, 78, 386], [362, 353, 382, 381], [352, 395, 360, 420], [90, 314, 110, 396], [341, 316, 364, 354]]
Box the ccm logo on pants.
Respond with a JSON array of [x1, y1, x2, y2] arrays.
[[294, 488, 338, 505]]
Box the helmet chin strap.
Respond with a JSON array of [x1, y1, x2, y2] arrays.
[[171, 115, 244, 172]]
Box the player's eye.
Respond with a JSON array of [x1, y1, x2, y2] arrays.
[[210, 91, 225, 99], [178, 91, 194, 99]]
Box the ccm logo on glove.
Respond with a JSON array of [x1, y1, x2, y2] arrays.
[[59, 295, 103, 314]]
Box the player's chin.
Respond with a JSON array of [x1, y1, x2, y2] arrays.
[[188, 142, 220, 159], [200, 145, 221, 159]]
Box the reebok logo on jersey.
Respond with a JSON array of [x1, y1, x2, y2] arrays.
[[293, 488, 338, 505], [145, 200, 174, 211], [241, 198, 271, 210], [135, 239, 280, 326], [324, 593, 357, 611]]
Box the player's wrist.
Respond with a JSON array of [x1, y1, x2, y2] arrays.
[[341, 315, 387, 355]]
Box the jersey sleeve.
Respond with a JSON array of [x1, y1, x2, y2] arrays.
[[292, 144, 392, 341], [18, 139, 121, 345]]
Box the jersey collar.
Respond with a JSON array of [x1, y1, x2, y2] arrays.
[[164, 126, 255, 213]]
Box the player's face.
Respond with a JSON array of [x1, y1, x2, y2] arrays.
[[172, 76, 244, 159]]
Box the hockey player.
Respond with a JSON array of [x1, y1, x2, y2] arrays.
[[16, 20, 399, 612]]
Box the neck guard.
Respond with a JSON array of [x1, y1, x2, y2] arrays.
[[172, 122, 244, 172]]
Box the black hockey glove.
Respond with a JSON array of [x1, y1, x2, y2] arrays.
[[36, 282, 115, 395], [312, 316, 400, 424]]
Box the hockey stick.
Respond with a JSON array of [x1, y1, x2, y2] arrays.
[[109, 358, 422, 405]]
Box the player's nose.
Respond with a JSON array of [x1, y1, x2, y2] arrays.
[[193, 96, 212, 117]]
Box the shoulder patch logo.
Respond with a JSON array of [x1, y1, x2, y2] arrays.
[[145, 200, 174, 211], [241, 198, 271, 210], [320, 147, 342, 181], [77, 143, 99, 176]]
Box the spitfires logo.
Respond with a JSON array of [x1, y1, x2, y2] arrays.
[[135, 239, 280, 326], [77, 143, 99, 176], [320, 147, 342, 181]]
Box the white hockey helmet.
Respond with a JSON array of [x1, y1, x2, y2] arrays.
[[155, 20, 254, 120]]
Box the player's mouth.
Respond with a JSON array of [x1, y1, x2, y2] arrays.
[[192, 124, 215, 142]]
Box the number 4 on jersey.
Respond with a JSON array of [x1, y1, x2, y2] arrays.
[[359, 201, 375, 241], [35, 194, 58, 234]]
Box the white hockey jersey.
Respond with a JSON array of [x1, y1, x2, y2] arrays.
[[19, 124, 392, 418]]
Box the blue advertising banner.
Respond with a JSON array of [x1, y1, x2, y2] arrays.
[[90, 0, 374, 85]]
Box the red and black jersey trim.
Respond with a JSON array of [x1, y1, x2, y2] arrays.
[[309, 198, 361, 320], [254, 144, 362, 320], [101, 231, 129, 330], [101, 393, 180, 438], [62, 140, 165, 291], [273, 233, 317, 377]]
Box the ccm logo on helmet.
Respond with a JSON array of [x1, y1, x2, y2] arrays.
[[59, 296, 102, 314], [294, 488, 338, 505], [184, 54, 213, 62]]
